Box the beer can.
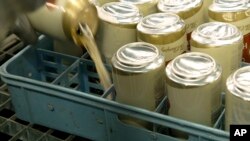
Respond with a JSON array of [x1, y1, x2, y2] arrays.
[[157, 0, 205, 50], [137, 13, 187, 63], [96, 2, 142, 64], [191, 22, 243, 92], [119, 0, 158, 16], [112, 42, 166, 128], [209, 0, 250, 63], [165, 52, 222, 138], [226, 66, 250, 131]]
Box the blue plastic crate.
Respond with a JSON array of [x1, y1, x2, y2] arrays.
[[0, 35, 229, 141]]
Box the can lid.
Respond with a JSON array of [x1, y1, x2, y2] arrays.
[[209, 0, 250, 22], [227, 66, 250, 101], [98, 2, 142, 25], [119, 0, 154, 5], [112, 42, 165, 73], [166, 52, 222, 86], [137, 13, 186, 44], [137, 13, 185, 35], [210, 0, 249, 12], [191, 22, 243, 47], [157, 0, 203, 19]]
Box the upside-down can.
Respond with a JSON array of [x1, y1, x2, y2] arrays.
[[209, 0, 250, 63], [112, 42, 166, 128], [137, 13, 187, 63], [96, 2, 142, 64], [157, 0, 205, 50], [191, 22, 243, 92], [226, 66, 250, 131], [119, 0, 158, 16], [166, 52, 222, 138]]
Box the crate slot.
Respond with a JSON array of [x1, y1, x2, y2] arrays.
[[0, 117, 6, 126], [13, 118, 30, 126], [0, 120, 25, 138], [213, 109, 225, 129], [0, 92, 10, 110], [51, 60, 80, 88], [0, 109, 15, 118], [154, 96, 168, 113], [38, 134, 69, 141], [0, 132, 13, 140], [32, 124, 50, 133], [50, 130, 71, 140], [88, 76, 100, 84], [89, 87, 104, 96]]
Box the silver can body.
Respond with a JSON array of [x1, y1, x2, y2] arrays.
[[165, 52, 222, 138], [96, 2, 142, 64], [137, 13, 187, 63], [226, 66, 250, 131], [191, 22, 243, 92], [112, 42, 166, 128]]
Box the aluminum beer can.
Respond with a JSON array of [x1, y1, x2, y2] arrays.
[[96, 2, 142, 64], [137, 13, 187, 63], [209, 0, 250, 63], [165, 52, 222, 138], [119, 0, 158, 16], [157, 0, 205, 50], [226, 66, 250, 131], [112, 42, 166, 128], [191, 22, 243, 92]]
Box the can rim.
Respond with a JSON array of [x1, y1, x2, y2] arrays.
[[209, 0, 250, 22], [166, 52, 221, 86], [227, 66, 250, 101], [98, 2, 142, 25], [191, 22, 243, 47], [116, 42, 159, 66], [157, 0, 203, 19]]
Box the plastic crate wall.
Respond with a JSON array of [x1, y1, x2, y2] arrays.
[[0, 35, 230, 141], [0, 35, 92, 141]]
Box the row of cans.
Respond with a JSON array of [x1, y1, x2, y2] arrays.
[[93, 0, 250, 139], [111, 41, 250, 138], [95, 0, 250, 64]]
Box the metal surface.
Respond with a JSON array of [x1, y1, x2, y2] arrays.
[[191, 22, 243, 47], [137, 13, 186, 44], [98, 2, 142, 26], [0, 35, 230, 141], [112, 42, 164, 72], [166, 52, 222, 86], [157, 0, 203, 19], [209, 0, 250, 22], [227, 66, 250, 100]]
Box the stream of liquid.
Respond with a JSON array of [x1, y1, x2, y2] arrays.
[[71, 22, 112, 99]]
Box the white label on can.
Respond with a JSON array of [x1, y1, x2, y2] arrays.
[[138, 34, 187, 62], [191, 43, 242, 91], [96, 21, 137, 64], [185, 6, 205, 34]]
